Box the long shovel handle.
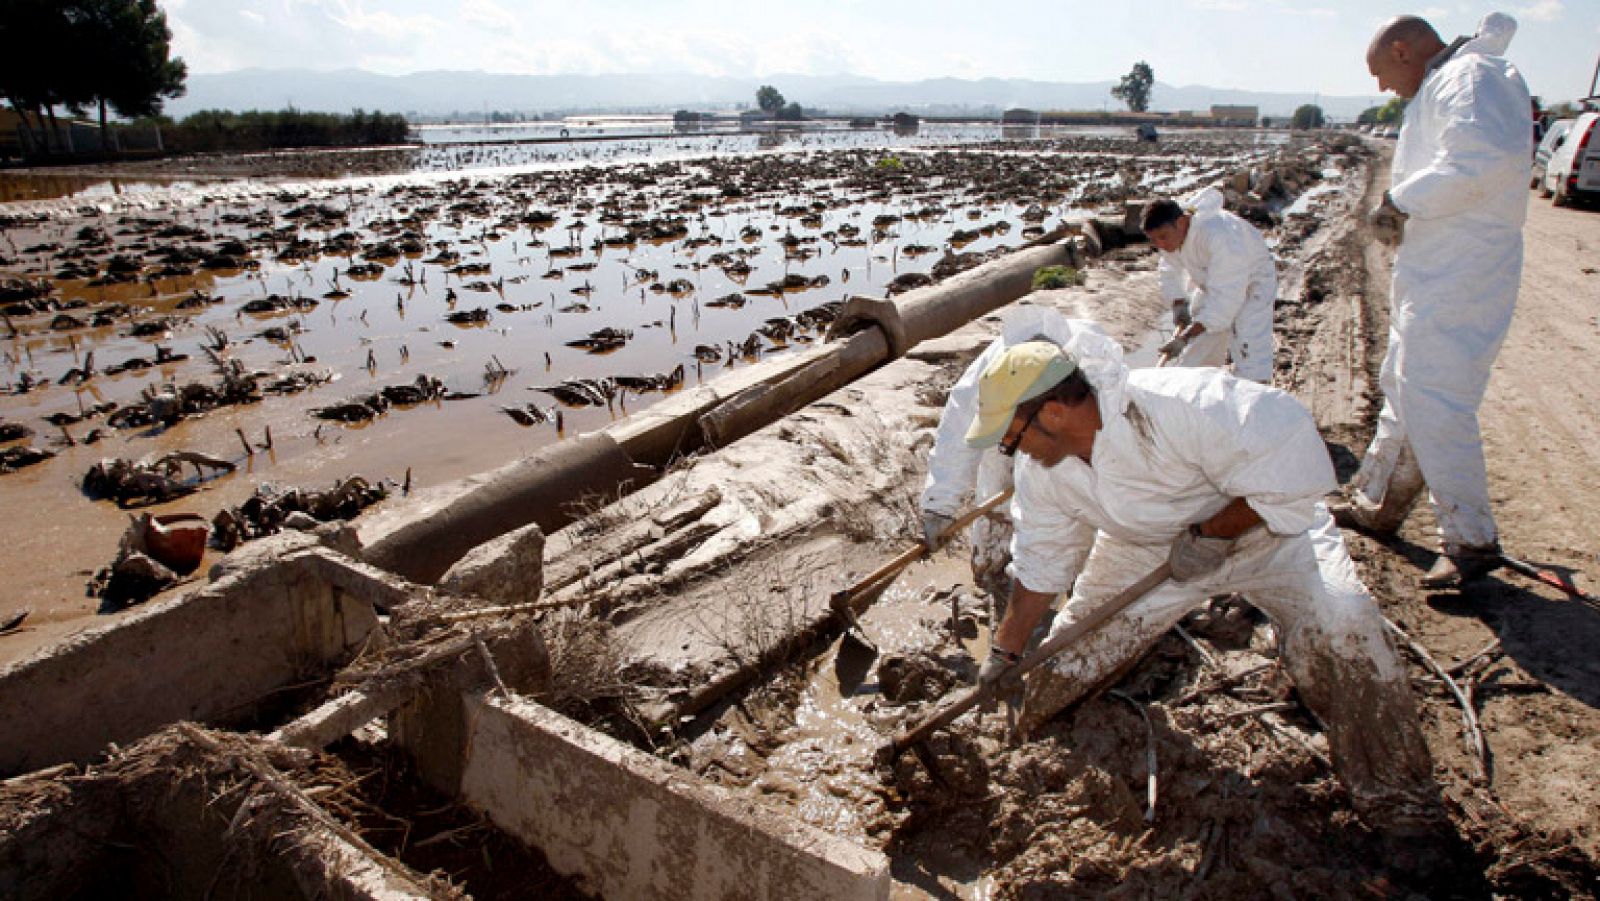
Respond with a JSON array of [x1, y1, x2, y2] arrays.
[[887, 561, 1172, 755], [1498, 554, 1600, 607], [834, 488, 1015, 614]]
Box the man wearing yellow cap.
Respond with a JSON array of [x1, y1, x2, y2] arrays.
[[970, 321, 1439, 828]]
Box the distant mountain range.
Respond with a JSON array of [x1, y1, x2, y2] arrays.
[[166, 69, 1378, 122]]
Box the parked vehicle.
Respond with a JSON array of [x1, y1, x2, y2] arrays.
[[1532, 119, 1575, 188], [1538, 111, 1600, 206]]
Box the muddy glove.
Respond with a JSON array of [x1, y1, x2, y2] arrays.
[[1369, 192, 1407, 247], [920, 509, 955, 555], [1169, 524, 1233, 582], [1158, 333, 1188, 360], [978, 647, 1023, 695], [1171, 298, 1192, 329]]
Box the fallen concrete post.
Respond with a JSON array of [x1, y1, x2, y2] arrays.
[[457, 692, 891, 901], [0, 534, 410, 777], [358, 241, 1070, 584], [360, 430, 646, 584]]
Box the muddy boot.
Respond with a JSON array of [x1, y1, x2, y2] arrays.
[[1333, 444, 1425, 536], [1421, 542, 1503, 589]]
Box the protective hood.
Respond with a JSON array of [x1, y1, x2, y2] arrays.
[[1053, 319, 1132, 420], [1181, 185, 1226, 216], [1461, 12, 1516, 58]]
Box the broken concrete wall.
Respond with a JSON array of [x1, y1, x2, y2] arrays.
[[455, 693, 891, 901], [0, 536, 401, 777]]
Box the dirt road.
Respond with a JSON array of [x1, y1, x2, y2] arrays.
[[1344, 185, 1600, 856]]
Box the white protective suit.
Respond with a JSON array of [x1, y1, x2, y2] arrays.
[[920, 307, 1077, 598], [1012, 321, 1435, 815], [1349, 13, 1532, 550], [1157, 186, 1278, 383]]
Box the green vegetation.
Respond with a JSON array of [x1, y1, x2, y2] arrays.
[[874, 155, 905, 171], [0, 0, 186, 154], [1111, 62, 1155, 113], [1291, 104, 1326, 130], [1032, 266, 1084, 290], [756, 85, 786, 114], [153, 109, 412, 153], [1357, 96, 1407, 125]]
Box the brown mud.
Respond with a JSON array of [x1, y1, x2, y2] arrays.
[[0, 128, 1283, 662], [534, 141, 1600, 897], [4, 133, 1596, 898]]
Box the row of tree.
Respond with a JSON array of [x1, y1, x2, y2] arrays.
[[0, 0, 186, 154], [158, 109, 412, 153]]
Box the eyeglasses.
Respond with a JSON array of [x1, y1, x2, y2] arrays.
[[1000, 403, 1042, 457]]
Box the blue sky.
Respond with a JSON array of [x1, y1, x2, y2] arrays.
[[164, 0, 1600, 102]]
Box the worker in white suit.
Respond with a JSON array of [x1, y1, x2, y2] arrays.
[[1141, 187, 1278, 383], [1335, 12, 1532, 588], [967, 328, 1440, 829]]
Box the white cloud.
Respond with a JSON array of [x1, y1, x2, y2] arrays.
[[1189, 0, 1249, 10], [324, 0, 441, 41], [1514, 0, 1564, 22], [240, 9, 266, 25]]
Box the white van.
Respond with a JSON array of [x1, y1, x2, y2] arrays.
[[1538, 110, 1600, 206]]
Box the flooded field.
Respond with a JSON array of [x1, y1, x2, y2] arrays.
[[0, 126, 1286, 654]]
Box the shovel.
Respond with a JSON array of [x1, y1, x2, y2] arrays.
[[1498, 553, 1599, 611], [878, 561, 1172, 782], [830, 488, 1015, 661]]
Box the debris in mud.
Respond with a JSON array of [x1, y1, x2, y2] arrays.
[[82, 451, 238, 506], [210, 476, 388, 551], [0, 444, 55, 473]]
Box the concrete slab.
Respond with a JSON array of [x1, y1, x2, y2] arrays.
[[459, 693, 891, 901]]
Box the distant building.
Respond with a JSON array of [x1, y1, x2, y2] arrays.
[[1210, 105, 1259, 127]]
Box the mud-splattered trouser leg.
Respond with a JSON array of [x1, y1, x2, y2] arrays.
[[1021, 506, 1437, 821], [1349, 329, 1429, 532], [972, 449, 1016, 620]]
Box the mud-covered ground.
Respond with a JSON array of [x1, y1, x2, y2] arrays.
[[0, 127, 1286, 660], [533, 143, 1600, 898]]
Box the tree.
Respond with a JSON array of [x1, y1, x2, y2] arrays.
[[756, 85, 785, 115], [1375, 96, 1406, 124], [0, 0, 77, 152], [1291, 104, 1325, 130], [776, 102, 803, 121], [1111, 62, 1154, 113], [69, 0, 187, 152]]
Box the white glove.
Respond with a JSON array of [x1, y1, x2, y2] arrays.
[[1369, 192, 1407, 247], [1158, 333, 1188, 359], [921, 510, 955, 553], [1169, 525, 1233, 582], [1171, 298, 1192, 329]]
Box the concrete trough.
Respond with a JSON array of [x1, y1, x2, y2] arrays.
[[455, 692, 891, 901], [0, 725, 439, 901], [0, 533, 413, 777]]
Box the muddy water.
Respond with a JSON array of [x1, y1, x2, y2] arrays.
[[0, 131, 1277, 662]]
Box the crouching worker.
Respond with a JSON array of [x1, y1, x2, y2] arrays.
[[968, 326, 1440, 827]]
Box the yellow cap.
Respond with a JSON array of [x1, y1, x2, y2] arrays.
[[965, 341, 1078, 449]]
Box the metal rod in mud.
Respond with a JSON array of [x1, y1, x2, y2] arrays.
[[882, 562, 1172, 769]]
